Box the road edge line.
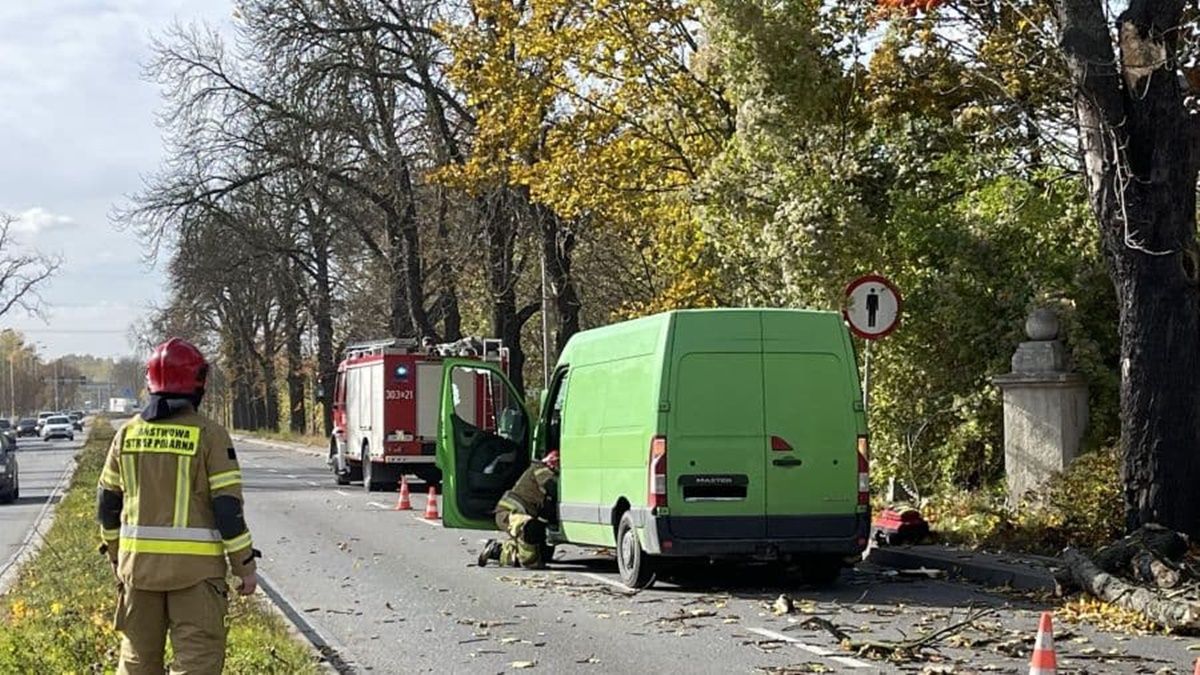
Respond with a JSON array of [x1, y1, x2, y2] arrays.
[[0, 442, 81, 596], [257, 568, 359, 674]]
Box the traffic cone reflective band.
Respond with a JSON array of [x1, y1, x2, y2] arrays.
[[1029, 611, 1057, 675], [424, 485, 440, 520], [394, 476, 411, 511]]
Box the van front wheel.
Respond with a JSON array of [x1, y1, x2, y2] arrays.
[[616, 512, 656, 589]]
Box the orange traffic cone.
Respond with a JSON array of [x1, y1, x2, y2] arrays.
[[1029, 611, 1057, 675], [423, 485, 440, 520], [394, 476, 411, 511], [1194, 657, 1199, 675]]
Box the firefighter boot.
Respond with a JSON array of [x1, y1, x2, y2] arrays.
[[478, 539, 501, 567]]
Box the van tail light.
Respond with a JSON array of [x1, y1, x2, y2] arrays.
[[857, 435, 870, 506], [649, 436, 668, 509]]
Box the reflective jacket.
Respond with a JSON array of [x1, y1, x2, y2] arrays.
[[98, 409, 256, 591], [498, 462, 557, 518]]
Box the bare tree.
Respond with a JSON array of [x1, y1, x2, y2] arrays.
[[0, 213, 61, 319]]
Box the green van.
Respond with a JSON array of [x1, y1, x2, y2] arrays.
[[435, 309, 870, 588]]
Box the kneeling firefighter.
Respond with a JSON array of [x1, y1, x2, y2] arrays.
[[478, 451, 559, 569], [96, 337, 260, 674]]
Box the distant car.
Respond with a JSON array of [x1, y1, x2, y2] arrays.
[[68, 412, 83, 431], [15, 419, 38, 438], [0, 419, 14, 443], [41, 416, 74, 441], [35, 411, 54, 432], [0, 433, 18, 503]]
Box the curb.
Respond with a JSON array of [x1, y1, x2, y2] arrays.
[[0, 430, 90, 596], [232, 434, 326, 459], [257, 569, 357, 674], [866, 545, 1059, 592]]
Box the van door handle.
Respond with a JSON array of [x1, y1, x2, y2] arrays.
[[772, 457, 802, 467]]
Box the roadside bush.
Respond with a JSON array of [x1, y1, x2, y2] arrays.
[[0, 423, 319, 673], [926, 447, 1122, 555]]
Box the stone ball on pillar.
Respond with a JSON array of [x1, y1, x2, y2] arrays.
[[1025, 307, 1059, 342]]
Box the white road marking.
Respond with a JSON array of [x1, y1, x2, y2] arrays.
[[336, 490, 350, 497], [745, 627, 871, 669], [412, 516, 441, 527], [368, 501, 392, 510], [579, 572, 632, 591], [287, 474, 298, 479], [268, 469, 279, 473], [305, 481, 319, 487]]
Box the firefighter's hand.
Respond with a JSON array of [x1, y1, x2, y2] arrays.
[[237, 572, 258, 596]]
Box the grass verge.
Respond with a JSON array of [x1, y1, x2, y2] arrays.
[[237, 428, 327, 449], [0, 422, 321, 673]]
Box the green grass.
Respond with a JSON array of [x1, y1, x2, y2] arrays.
[[0, 422, 321, 673]]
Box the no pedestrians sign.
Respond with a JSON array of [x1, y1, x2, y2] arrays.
[[844, 274, 902, 340]]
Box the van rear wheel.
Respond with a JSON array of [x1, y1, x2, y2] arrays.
[[616, 512, 656, 589]]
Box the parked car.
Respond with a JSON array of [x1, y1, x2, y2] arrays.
[[35, 411, 54, 433], [0, 433, 18, 504], [68, 412, 83, 431], [41, 415, 74, 441], [15, 418, 38, 438], [0, 419, 14, 443]]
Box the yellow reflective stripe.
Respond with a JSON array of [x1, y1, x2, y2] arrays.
[[173, 456, 191, 527], [223, 531, 253, 553], [119, 537, 223, 556], [208, 470, 242, 491], [100, 466, 122, 490], [100, 527, 119, 541], [498, 496, 526, 514], [122, 423, 200, 456], [121, 455, 139, 524]]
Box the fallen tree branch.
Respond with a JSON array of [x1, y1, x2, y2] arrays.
[[799, 607, 997, 660], [1062, 548, 1200, 632]]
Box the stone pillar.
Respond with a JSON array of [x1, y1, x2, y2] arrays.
[[992, 308, 1089, 505]]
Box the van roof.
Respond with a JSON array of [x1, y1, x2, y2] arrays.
[[558, 308, 844, 366]]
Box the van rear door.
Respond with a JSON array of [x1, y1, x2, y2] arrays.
[[666, 313, 766, 539], [761, 313, 860, 538]]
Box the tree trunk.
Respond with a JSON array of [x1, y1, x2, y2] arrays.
[[1058, 0, 1200, 537], [538, 207, 581, 354], [483, 192, 534, 395], [1062, 548, 1200, 630], [285, 315, 305, 434], [314, 246, 336, 438]]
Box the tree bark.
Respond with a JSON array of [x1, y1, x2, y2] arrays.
[[1058, 0, 1200, 536], [284, 305, 305, 434], [537, 205, 581, 355]]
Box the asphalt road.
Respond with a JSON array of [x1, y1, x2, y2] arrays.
[[237, 437, 1199, 674], [0, 432, 84, 587]]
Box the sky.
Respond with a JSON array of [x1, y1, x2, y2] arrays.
[[0, 0, 232, 359]]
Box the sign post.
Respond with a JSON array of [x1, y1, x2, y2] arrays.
[[843, 274, 902, 411]]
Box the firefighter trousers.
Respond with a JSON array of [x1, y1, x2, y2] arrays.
[[114, 578, 229, 675], [495, 510, 543, 568]]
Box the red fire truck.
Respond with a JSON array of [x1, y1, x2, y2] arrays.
[[327, 337, 508, 491]]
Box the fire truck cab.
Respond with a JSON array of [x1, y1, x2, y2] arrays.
[[328, 337, 507, 491]]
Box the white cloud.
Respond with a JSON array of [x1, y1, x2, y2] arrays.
[[9, 207, 78, 236]]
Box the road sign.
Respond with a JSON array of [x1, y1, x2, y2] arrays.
[[844, 274, 902, 340]]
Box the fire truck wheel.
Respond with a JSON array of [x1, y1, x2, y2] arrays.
[[362, 446, 382, 492], [414, 467, 442, 490]]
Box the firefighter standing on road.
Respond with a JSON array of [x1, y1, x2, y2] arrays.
[[478, 451, 559, 569], [97, 338, 260, 674]]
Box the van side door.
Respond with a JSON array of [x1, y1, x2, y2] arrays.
[[437, 359, 533, 529]]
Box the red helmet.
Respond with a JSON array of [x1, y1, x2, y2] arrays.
[[541, 450, 560, 471], [146, 338, 209, 396]]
